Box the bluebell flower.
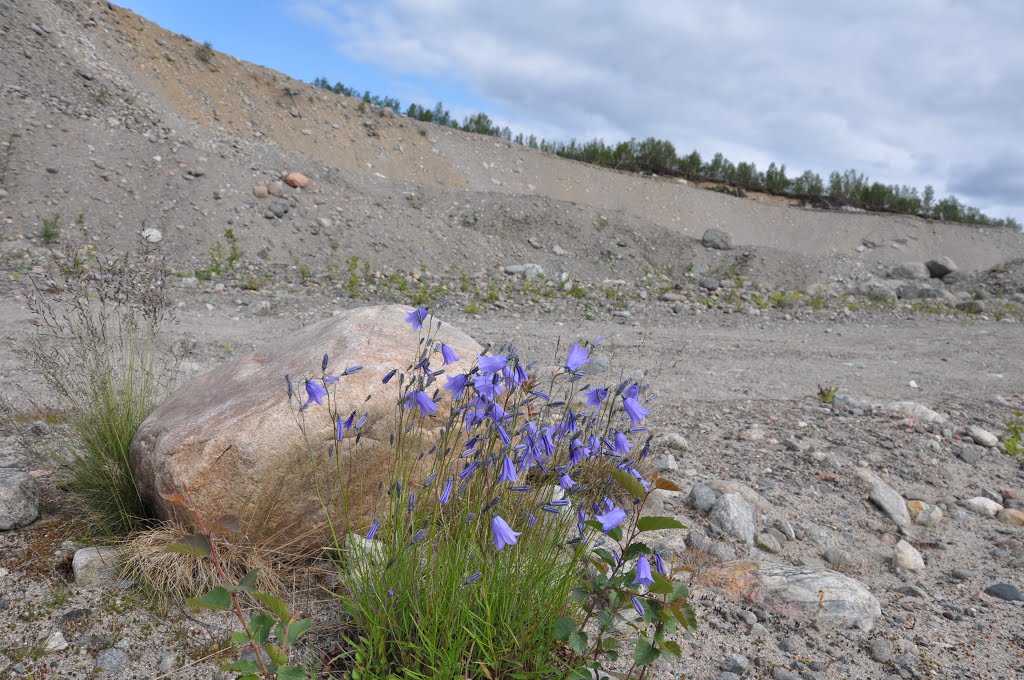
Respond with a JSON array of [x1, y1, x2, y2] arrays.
[[303, 379, 327, 409], [443, 373, 469, 400], [439, 343, 460, 366], [405, 306, 428, 330], [558, 473, 576, 490], [366, 519, 379, 540], [285, 374, 293, 398], [322, 353, 330, 371], [478, 353, 507, 374], [497, 424, 511, 448], [623, 396, 651, 425], [342, 365, 363, 376], [405, 390, 438, 417], [356, 413, 368, 428], [422, 473, 437, 488], [564, 342, 590, 372], [654, 551, 665, 575], [595, 504, 627, 532], [613, 431, 632, 455], [474, 372, 504, 400], [324, 374, 340, 385], [631, 595, 645, 617], [624, 383, 640, 400], [569, 438, 588, 466], [341, 411, 355, 431], [527, 512, 538, 528], [632, 555, 654, 588], [335, 416, 348, 442], [498, 455, 518, 483], [584, 386, 608, 409], [408, 493, 415, 512], [382, 368, 397, 384], [459, 461, 481, 480], [410, 529, 425, 545], [491, 515, 521, 551], [439, 479, 453, 505], [461, 572, 482, 588]]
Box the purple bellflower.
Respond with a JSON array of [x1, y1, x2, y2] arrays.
[[366, 519, 380, 540], [405, 390, 438, 417], [654, 551, 665, 575], [477, 353, 508, 374], [558, 473, 576, 490], [631, 595, 645, 617], [303, 379, 327, 409], [613, 431, 632, 455], [443, 373, 469, 400], [499, 455, 518, 483], [439, 343, 460, 366], [405, 306, 428, 330], [564, 342, 591, 372], [632, 555, 654, 588], [623, 396, 651, 425], [595, 502, 627, 532], [491, 515, 521, 551], [439, 479, 453, 505], [584, 386, 608, 409]]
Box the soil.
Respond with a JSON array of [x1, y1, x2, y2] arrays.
[[1, 1, 1024, 679]]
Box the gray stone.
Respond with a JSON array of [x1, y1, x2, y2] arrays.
[[897, 282, 944, 300], [268, 201, 289, 218], [662, 432, 689, 451], [702, 227, 733, 250], [964, 496, 1002, 517], [853, 278, 898, 303], [749, 622, 769, 637], [246, 300, 273, 317], [756, 532, 782, 553], [658, 454, 679, 473], [710, 493, 757, 544], [720, 654, 750, 673], [894, 540, 924, 571], [687, 482, 718, 513], [96, 648, 131, 674], [771, 669, 800, 680], [43, 631, 68, 653], [984, 583, 1023, 601], [0, 469, 40, 530], [73, 546, 123, 587], [925, 256, 958, 279], [889, 262, 930, 280], [503, 263, 544, 279], [756, 563, 882, 630], [884, 401, 947, 424], [158, 653, 178, 673], [869, 482, 911, 529], [954, 444, 984, 465], [867, 638, 893, 663], [823, 547, 852, 569]]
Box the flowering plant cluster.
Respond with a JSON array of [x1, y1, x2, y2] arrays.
[[292, 306, 696, 678]]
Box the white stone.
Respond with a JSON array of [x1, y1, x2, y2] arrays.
[[964, 497, 1003, 517], [141, 228, 162, 243], [894, 540, 925, 571], [967, 426, 998, 448], [73, 546, 123, 587]]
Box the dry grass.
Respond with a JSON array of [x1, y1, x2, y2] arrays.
[[120, 522, 292, 606]]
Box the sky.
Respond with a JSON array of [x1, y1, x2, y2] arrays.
[[117, 1, 1024, 223]]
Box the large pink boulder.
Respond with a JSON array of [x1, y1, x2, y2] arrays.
[[130, 305, 481, 550]]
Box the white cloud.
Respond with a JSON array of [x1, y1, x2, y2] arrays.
[[293, 0, 1024, 219]]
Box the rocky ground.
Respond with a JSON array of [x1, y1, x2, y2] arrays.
[[2, 1, 1024, 679]]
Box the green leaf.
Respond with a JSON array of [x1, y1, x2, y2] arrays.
[[235, 569, 260, 594], [552, 616, 577, 641], [165, 533, 212, 558], [567, 631, 588, 656], [264, 642, 288, 667], [636, 516, 687, 532], [606, 526, 623, 542], [592, 548, 617, 567], [253, 591, 290, 622], [669, 600, 698, 630], [187, 586, 231, 611], [249, 614, 275, 645], [648, 573, 674, 595], [571, 587, 591, 603], [634, 638, 660, 665], [660, 640, 682, 658], [604, 650, 619, 662], [276, 665, 308, 680], [622, 542, 651, 560], [286, 618, 312, 643], [230, 630, 250, 646], [224, 659, 260, 673], [610, 469, 646, 501], [600, 637, 620, 650]]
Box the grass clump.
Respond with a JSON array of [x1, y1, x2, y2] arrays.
[[1003, 410, 1023, 458], [23, 243, 189, 535], [41, 214, 61, 244], [817, 383, 839, 406], [195, 40, 215, 63]]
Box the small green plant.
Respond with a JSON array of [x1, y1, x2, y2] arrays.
[[41, 214, 61, 244], [165, 495, 312, 679], [297, 263, 312, 283], [224, 228, 242, 268], [344, 256, 362, 297], [242, 275, 263, 291], [195, 40, 215, 63], [817, 384, 839, 406], [567, 282, 588, 299], [1004, 411, 1023, 458], [463, 300, 483, 314]]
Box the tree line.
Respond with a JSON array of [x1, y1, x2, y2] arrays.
[[311, 77, 1019, 229]]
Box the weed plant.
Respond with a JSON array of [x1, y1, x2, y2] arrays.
[[24, 243, 190, 534]]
